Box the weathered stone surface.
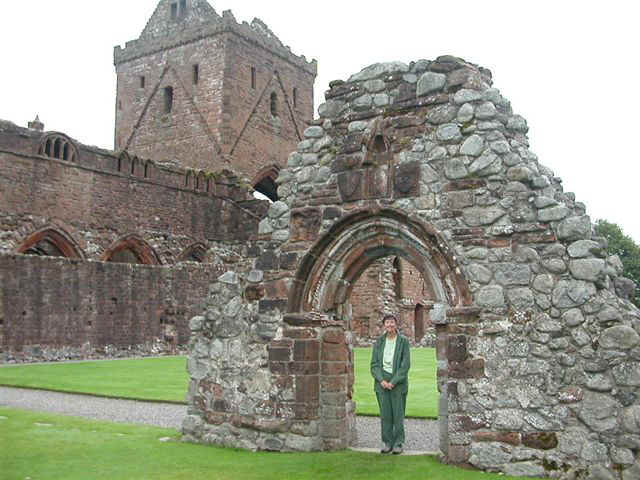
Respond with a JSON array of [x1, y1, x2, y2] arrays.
[[557, 215, 592, 241], [494, 264, 531, 286], [599, 326, 640, 350], [587, 465, 619, 480], [577, 391, 619, 432], [417, 72, 446, 96], [568, 240, 603, 258], [436, 123, 462, 143], [622, 463, 640, 480], [454, 89, 483, 104], [612, 362, 640, 386], [569, 258, 605, 282], [622, 405, 640, 433], [477, 286, 505, 307], [503, 462, 545, 477], [538, 205, 570, 222], [460, 135, 484, 156], [469, 442, 511, 469], [463, 207, 505, 226], [552, 280, 596, 308]]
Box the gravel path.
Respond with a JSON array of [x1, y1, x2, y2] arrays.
[[0, 386, 439, 453]]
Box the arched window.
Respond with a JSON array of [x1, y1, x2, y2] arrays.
[[392, 257, 402, 299], [17, 227, 84, 259], [38, 134, 78, 163], [414, 304, 425, 343], [101, 235, 161, 265], [270, 92, 278, 117], [252, 165, 280, 202], [178, 243, 207, 263]]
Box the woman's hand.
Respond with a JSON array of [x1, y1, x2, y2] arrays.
[[380, 380, 395, 390]]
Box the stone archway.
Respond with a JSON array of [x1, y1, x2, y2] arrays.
[[285, 209, 473, 451]]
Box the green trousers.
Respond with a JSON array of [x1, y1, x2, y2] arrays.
[[375, 372, 407, 447]]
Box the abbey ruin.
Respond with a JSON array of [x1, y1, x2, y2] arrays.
[[1, 1, 639, 478]]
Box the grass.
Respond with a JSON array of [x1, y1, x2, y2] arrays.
[[0, 348, 439, 418], [0, 408, 527, 480]]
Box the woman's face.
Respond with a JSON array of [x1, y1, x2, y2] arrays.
[[384, 318, 397, 336]]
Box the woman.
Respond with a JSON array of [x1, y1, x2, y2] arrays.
[[370, 314, 411, 454]]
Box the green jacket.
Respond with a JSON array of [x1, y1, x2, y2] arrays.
[[370, 333, 410, 394]]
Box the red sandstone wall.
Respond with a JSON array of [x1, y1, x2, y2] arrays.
[[0, 143, 261, 261], [224, 33, 315, 180], [0, 254, 219, 358], [115, 35, 226, 170]]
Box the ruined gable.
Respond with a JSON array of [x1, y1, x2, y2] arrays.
[[184, 56, 640, 478]]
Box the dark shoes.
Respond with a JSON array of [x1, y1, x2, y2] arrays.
[[380, 444, 392, 454], [392, 444, 403, 455]]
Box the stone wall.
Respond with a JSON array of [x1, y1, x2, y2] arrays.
[[184, 56, 640, 478], [0, 120, 264, 263], [0, 254, 220, 362]]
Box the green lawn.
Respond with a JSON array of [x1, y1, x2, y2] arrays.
[[0, 348, 438, 418], [0, 408, 526, 480]]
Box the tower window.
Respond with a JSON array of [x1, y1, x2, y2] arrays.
[[251, 66, 256, 89], [293, 88, 298, 108], [193, 64, 199, 85], [164, 86, 174, 113], [170, 2, 178, 20], [270, 92, 278, 117], [140, 76, 145, 88], [180, 0, 187, 16]]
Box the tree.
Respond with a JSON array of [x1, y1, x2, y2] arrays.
[[594, 219, 640, 307]]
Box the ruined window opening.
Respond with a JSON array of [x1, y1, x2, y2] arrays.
[[179, 0, 187, 16], [373, 134, 387, 153], [144, 163, 149, 178], [164, 86, 174, 113], [393, 257, 403, 299], [117, 157, 122, 172], [170, 2, 178, 20], [118, 100, 122, 110], [53, 139, 62, 159], [270, 92, 278, 117], [140, 76, 145, 88], [44, 139, 52, 156], [131, 160, 136, 175], [293, 87, 298, 108], [193, 64, 199, 85], [63, 143, 70, 161], [414, 304, 425, 343], [251, 66, 256, 89], [108, 247, 142, 265], [254, 176, 278, 202]]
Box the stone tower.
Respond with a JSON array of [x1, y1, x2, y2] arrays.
[[113, 0, 316, 192]]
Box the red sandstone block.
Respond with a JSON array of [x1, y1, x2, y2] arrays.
[[283, 328, 318, 340], [295, 376, 319, 403], [321, 362, 348, 376], [268, 347, 291, 362], [321, 375, 347, 393], [472, 431, 521, 446], [293, 340, 320, 362], [322, 329, 345, 344], [321, 343, 349, 362], [289, 362, 320, 375]]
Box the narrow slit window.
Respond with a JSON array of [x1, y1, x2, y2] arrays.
[[293, 87, 298, 108], [270, 92, 278, 117], [140, 76, 145, 88], [164, 86, 174, 113], [251, 66, 256, 89], [63, 143, 70, 161], [193, 64, 199, 85], [170, 2, 178, 20]]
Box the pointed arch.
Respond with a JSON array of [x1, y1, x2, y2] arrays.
[[252, 164, 281, 202], [288, 208, 471, 314], [17, 227, 85, 260], [101, 235, 161, 265], [178, 242, 208, 263]]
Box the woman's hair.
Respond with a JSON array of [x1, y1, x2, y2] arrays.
[[382, 314, 397, 323]]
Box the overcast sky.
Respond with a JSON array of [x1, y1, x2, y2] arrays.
[[2, 1, 639, 241]]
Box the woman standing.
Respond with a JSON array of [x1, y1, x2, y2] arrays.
[[370, 314, 411, 454]]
